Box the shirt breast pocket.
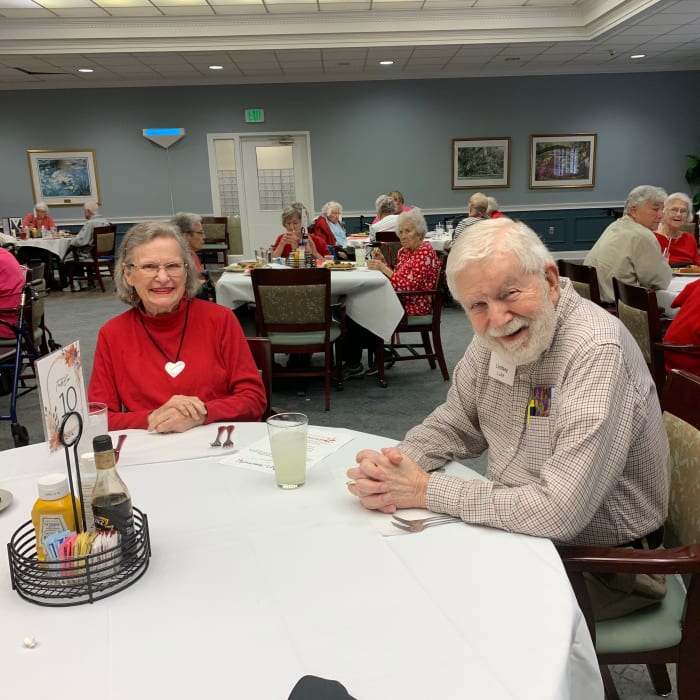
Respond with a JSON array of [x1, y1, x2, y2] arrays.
[[524, 417, 553, 476]]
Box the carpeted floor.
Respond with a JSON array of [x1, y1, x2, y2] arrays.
[[0, 280, 678, 699]]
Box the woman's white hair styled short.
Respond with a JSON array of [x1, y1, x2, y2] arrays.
[[115, 221, 200, 305], [446, 218, 554, 301], [664, 192, 694, 222], [623, 185, 667, 214], [375, 194, 397, 217], [397, 207, 427, 238], [321, 201, 343, 218]]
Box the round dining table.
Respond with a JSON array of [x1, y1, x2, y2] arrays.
[[0, 423, 602, 699], [216, 265, 405, 342]]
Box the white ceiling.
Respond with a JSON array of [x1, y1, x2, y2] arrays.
[[0, 0, 698, 90]]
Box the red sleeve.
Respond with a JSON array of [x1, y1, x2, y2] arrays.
[[21, 214, 34, 228], [313, 218, 337, 247], [309, 234, 330, 257], [390, 244, 438, 292]]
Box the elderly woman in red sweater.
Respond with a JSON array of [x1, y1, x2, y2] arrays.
[[654, 192, 700, 267], [344, 208, 440, 378], [664, 278, 700, 375], [88, 221, 266, 432]]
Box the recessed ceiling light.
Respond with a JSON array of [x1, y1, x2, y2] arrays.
[[379, 60, 394, 66], [209, 65, 223, 70], [630, 54, 646, 59], [78, 68, 93, 73]]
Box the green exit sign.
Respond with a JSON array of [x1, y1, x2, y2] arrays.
[[245, 108, 265, 123]]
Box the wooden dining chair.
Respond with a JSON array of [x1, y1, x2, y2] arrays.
[[250, 267, 346, 411], [557, 368, 700, 700], [201, 216, 229, 266], [613, 277, 700, 396], [375, 253, 449, 384], [557, 259, 603, 307], [245, 336, 274, 420], [66, 225, 116, 293]]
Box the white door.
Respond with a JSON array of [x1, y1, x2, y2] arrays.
[[207, 132, 313, 257], [238, 133, 313, 256]]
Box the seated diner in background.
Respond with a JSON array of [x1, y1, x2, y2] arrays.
[[170, 211, 215, 301], [347, 218, 670, 620], [271, 204, 330, 262], [452, 191, 489, 243], [371, 190, 411, 224], [88, 221, 266, 432], [486, 196, 505, 219], [0, 247, 26, 339], [664, 277, 700, 375], [368, 194, 399, 240], [68, 200, 109, 261], [584, 184, 672, 304], [313, 201, 350, 259], [22, 201, 55, 233], [344, 208, 439, 379], [653, 191, 700, 267]]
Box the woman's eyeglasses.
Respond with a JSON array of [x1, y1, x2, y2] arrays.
[[127, 262, 188, 276]]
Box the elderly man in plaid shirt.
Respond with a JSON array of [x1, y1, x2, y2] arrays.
[[348, 217, 669, 620]]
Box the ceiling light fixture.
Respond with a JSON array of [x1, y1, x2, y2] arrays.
[[630, 54, 646, 59], [379, 60, 394, 66], [209, 65, 223, 71], [78, 68, 93, 73]]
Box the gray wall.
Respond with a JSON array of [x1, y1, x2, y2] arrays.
[[1, 70, 699, 221]]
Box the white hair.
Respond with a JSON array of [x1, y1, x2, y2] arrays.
[[664, 192, 694, 222]]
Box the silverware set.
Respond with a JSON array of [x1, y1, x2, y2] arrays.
[[391, 514, 460, 533], [210, 425, 235, 448]]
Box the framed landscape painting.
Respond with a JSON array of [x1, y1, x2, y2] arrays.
[[452, 137, 510, 190], [529, 134, 596, 189], [27, 149, 101, 206]]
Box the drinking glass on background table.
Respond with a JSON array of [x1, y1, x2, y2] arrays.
[[266, 413, 308, 489], [77, 402, 108, 457], [355, 245, 367, 266]]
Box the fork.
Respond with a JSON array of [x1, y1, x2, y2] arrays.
[[210, 426, 226, 447], [222, 425, 235, 448], [391, 514, 460, 533]]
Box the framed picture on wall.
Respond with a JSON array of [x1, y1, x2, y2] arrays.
[[27, 149, 101, 206], [451, 137, 510, 190], [529, 134, 596, 189]]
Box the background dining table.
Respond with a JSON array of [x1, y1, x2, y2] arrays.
[[657, 272, 700, 318], [0, 423, 603, 699], [216, 265, 405, 341], [14, 235, 74, 261], [14, 235, 75, 289]]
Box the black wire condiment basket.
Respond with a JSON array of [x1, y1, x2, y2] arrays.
[[6, 411, 151, 606]]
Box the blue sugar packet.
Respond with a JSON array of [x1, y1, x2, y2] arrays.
[[45, 530, 74, 561]]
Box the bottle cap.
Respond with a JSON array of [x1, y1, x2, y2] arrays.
[[37, 473, 69, 500], [93, 434, 113, 453]]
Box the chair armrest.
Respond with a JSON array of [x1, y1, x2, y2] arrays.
[[557, 543, 700, 575], [394, 289, 436, 299], [655, 341, 700, 355]]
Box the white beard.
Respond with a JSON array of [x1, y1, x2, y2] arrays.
[[478, 294, 557, 366]]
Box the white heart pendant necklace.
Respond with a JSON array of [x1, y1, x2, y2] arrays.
[[165, 361, 185, 378], [138, 300, 191, 378]]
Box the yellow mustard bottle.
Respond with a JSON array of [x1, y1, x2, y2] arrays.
[[31, 473, 82, 561]]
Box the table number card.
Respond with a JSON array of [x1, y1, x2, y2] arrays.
[[35, 340, 89, 452]]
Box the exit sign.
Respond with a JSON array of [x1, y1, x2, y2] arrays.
[[245, 108, 265, 123]]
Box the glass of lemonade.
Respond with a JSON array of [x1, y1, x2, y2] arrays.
[[266, 413, 308, 489], [355, 245, 367, 266]]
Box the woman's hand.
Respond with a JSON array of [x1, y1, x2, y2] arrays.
[[273, 232, 298, 257], [367, 258, 392, 278], [148, 394, 208, 433], [306, 235, 324, 261], [346, 447, 429, 513]]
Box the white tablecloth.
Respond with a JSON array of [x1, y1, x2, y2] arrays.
[[216, 267, 405, 342], [0, 425, 602, 699], [14, 237, 73, 260], [657, 274, 700, 318]]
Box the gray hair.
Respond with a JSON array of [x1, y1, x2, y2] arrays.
[[397, 207, 428, 238], [84, 200, 99, 216], [170, 212, 202, 235], [34, 201, 48, 212], [486, 196, 500, 215], [623, 185, 667, 215], [115, 221, 200, 305], [281, 204, 302, 226], [321, 201, 342, 218], [468, 192, 488, 216], [446, 218, 554, 301], [664, 192, 694, 222], [375, 194, 397, 217]]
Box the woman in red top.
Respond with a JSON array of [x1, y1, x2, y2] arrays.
[[664, 278, 700, 375], [271, 204, 330, 262], [654, 192, 700, 267], [22, 202, 55, 232], [344, 208, 439, 378], [88, 221, 266, 432]]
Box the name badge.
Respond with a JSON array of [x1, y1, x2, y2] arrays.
[[488, 352, 515, 386]]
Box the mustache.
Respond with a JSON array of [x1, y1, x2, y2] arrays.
[[487, 318, 530, 338]]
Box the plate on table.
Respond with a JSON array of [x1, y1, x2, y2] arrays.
[[323, 262, 356, 271], [0, 489, 13, 514], [673, 266, 700, 276]]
